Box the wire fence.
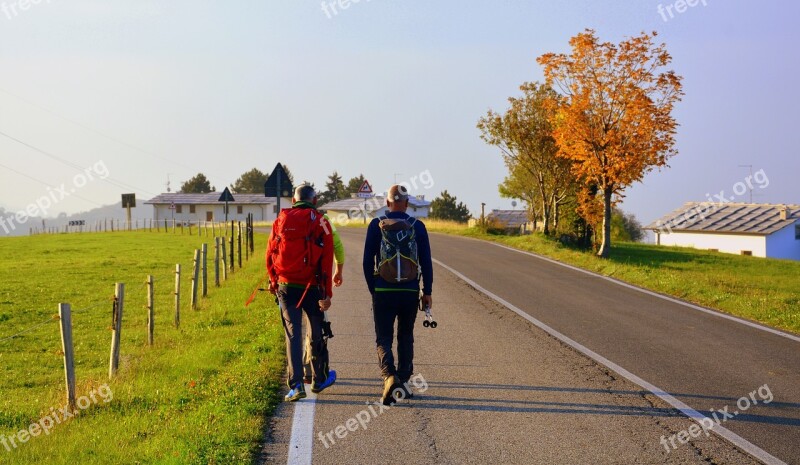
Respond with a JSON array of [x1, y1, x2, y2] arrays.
[[2, 215, 258, 410]]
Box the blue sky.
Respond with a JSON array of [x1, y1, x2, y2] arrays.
[[1, 0, 797, 225]]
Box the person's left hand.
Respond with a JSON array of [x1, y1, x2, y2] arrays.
[[319, 297, 332, 311]]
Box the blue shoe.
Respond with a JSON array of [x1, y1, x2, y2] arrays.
[[284, 383, 306, 402], [311, 370, 337, 394]]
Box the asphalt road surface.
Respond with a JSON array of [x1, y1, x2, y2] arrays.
[[258, 228, 799, 465]]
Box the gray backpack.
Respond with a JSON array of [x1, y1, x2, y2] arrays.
[[377, 216, 420, 283]]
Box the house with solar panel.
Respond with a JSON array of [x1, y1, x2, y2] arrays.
[[646, 203, 800, 260], [321, 193, 431, 222]]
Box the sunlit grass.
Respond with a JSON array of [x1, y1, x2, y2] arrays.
[[0, 231, 283, 464]]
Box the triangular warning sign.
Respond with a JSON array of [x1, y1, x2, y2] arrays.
[[358, 180, 373, 194]]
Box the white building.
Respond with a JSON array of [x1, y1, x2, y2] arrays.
[[145, 192, 292, 223], [647, 203, 800, 260], [321, 194, 431, 223]]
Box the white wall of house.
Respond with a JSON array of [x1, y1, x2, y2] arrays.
[[326, 205, 429, 224], [658, 232, 767, 257], [152, 204, 272, 223], [766, 221, 800, 260]]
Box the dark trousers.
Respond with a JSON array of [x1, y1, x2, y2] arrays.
[[373, 291, 418, 381], [278, 286, 328, 387]]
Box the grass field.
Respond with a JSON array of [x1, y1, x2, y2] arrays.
[[0, 231, 283, 464], [341, 219, 800, 334]]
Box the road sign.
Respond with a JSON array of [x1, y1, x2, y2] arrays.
[[169, 203, 176, 210], [68, 220, 85, 226], [264, 163, 293, 198], [357, 180, 373, 198], [218, 187, 235, 202], [121, 194, 136, 208], [265, 163, 294, 213], [218, 187, 235, 222], [121, 194, 136, 231]]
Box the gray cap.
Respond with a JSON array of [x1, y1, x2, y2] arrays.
[[388, 184, 409, 202]]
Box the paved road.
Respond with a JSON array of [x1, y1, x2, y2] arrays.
[[258, 228, 799, 465]]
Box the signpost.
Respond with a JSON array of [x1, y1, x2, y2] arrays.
[[121, 194, 136, 231], [218, 187, 235, 223], [357, 180, 374, 224], [264, 163, 293, 215], [169, 202, 176, 225]]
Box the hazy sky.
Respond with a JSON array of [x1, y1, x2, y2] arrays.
[[1, 0, 798, 225]]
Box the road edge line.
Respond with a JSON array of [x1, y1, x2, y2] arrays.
[[286, 390, 317, 465], [433, 257, 788, 465], [480, 240, 800, 343]]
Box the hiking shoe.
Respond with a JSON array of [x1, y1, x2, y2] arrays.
[[311, 370, 337, 394], [398, 380, 414, 399], [381, 375, 400, 406], [284, 383, 306, 402]]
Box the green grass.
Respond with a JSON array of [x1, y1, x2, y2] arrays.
[[341, 219, 800, 334], [0, 231, 284, 464]]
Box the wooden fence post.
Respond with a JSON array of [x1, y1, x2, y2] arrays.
[[109, 283, 124, 379], [229, 222, 235, 272], [201, 243, 208, 297], [147, 275, 154, 346], [214, 237, 220, 287], [237, 222, 242, 269], [191, 249, 200, 310], [221, 237, 228, 281], [174, 264, 181, 328], [248, 213, 256, 255], [58, 303, 77, 411]]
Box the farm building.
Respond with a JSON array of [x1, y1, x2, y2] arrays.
[[646, 202, 800, 260], [321, 194, 431, 222], [469, 210, 537, 234], [145, 192, 292, 223]]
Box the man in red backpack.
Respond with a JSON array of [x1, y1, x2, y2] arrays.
[[267, 184, 337, 401]]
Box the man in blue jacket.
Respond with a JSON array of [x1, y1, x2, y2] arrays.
[[363, 184, 433, 405]]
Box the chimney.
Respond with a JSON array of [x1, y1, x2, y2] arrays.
[[418, 195, 425, 201], [779, 206, 789, 221]]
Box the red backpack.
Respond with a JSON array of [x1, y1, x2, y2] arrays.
[[270, 207, 325, 285]]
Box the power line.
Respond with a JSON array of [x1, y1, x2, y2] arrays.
[[0, 87, 196, 172], [0, 129, 159, 197], [0, 161, 104, 208]]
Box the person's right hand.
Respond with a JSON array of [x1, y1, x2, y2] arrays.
[[319, 297, 332, 311], [421, 294, 432, 310]]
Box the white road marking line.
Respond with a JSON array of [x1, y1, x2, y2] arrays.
[[433, 257, 788, 465], [287, 390, 317, 465], [484, 240, 800, 343]]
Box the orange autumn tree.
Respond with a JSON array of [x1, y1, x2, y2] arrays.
[[538, 30, 683, 257]]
